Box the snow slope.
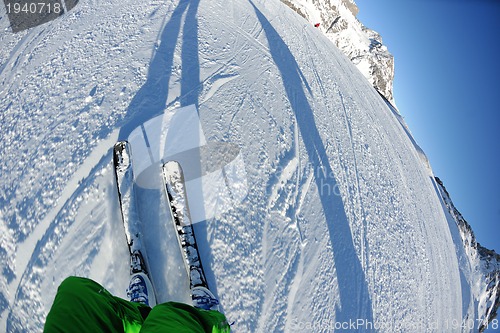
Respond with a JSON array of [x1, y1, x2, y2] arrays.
[[0, 0, 490, 331]]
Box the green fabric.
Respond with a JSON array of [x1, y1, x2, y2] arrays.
[[44, 276, 230, 333], [140, 302, 229, 333]]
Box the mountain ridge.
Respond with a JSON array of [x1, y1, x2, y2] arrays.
[[435, 177, 500, 332], [280, 0, 395, 105]]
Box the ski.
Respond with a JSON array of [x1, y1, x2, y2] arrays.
[[113, 141, 156, 306], [162, 161, 220, 311]]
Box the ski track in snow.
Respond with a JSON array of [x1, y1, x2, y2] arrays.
[[0, 0, 470, 331]]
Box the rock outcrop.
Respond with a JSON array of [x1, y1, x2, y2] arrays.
[[436, 177, 500, 332]]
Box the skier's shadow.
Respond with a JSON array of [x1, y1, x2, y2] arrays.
[[249, 1, 375, 329], [118, 0, 214, 304], [173, 0, 224, 310], [117, 0, 196, 141]]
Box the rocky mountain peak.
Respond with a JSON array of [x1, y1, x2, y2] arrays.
[[281, 0, 396, 106]]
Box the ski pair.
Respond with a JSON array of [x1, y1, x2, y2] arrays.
[[113, 141, 219, 311]]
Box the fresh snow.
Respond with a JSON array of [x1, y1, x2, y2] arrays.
[[0, 0, 488, 331]]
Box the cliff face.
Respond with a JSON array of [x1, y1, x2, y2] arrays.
[[436, 177, 500, 332], [281, 0, 396, 105]]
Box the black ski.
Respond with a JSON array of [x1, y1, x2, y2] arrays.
[[162, 161, 220, 311], [113, 141, 156, 305]]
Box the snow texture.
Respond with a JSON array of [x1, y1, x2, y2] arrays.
[[0, 0, 496, 332]]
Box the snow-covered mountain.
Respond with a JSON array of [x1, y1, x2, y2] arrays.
[[281, 0, 396, 105], [435, 177, 500, 332], [0, 0, 498, 332]]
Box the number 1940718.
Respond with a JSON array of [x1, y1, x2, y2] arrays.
[[6, 2, 62, 14]]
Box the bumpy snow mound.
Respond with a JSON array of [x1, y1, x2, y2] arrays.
[[435, 177, 500, 332], [281, 0, 396, 105]]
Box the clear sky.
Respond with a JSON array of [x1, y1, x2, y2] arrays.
[[354, 1, 499, 258]]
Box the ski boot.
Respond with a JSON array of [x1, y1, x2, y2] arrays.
[[127, 272, 156, 307], [192, 286, 220, 312]]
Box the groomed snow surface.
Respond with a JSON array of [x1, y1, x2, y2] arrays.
[[0, 0, 480, 331]]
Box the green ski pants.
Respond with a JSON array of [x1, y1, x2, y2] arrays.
[[44, 276, 230, 333]]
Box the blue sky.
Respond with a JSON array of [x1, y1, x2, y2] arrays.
[[354, 1, 500, 258]]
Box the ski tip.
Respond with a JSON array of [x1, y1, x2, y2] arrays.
[[162, 160, 181, 169], [114, 140, 129, 150], [113, 141, 132, 168], [113, 141, 128, 159], [162, 160, 183, 179]]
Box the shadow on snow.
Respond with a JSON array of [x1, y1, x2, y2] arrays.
[[250, 1, 375, 329], [118, 0, 198, 140]]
